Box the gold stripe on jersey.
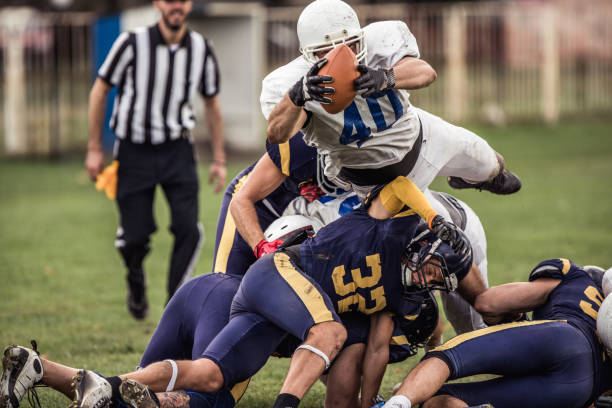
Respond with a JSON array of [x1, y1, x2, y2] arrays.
[[230, 378, 250, 403], [432, 319, 564, 352], [214, 174, 249, 273], [391, 335, 409, 345], [279, 142, 291, 176], [274, 252, 334, 324], [561, 258, 571, 274]]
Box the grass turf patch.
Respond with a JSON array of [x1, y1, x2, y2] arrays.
[[0, 118, 611, 406]]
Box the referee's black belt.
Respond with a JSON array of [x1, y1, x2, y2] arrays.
[[339, 120, 423, 187]]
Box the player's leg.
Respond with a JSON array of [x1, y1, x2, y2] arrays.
[[412, 107, 520, 195], [396, 321, 593, 408], [233, 252, 345, 406], [324, 343, 365, 408], [115, 141, 158, 320]]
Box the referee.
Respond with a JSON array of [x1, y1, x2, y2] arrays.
[[85, 0, 226, 319]]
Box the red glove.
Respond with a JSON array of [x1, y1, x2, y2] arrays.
[[299, 182, 324, 202], [254, 239, 284, 258]]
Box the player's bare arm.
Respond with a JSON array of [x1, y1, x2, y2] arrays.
[[85, 77, 112, 180], [360, 312, 394, 408], [267, 93, 308, 144], [204, 95, 227, 193], [229, 153, 287, 250], [474, 278, 560, 325], [391, 56, 437, 90], [455, 263, 488, 305]]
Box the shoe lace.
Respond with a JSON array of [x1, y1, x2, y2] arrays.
[[25, 340, 47, 408]]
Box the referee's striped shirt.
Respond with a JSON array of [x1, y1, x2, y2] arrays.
[[98, 24, 220, 144]]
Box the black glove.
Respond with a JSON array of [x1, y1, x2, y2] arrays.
[[288, 58, 334, 107], [430, 215, 470, 259], [354, 64, 395, 97]]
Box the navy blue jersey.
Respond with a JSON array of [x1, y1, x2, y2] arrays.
[[426, 258, 612, 408], [264, 133, 319, 215], [530, 258, 611, 402], [300, 207, 422, 317], [212, 133, 318, 275]]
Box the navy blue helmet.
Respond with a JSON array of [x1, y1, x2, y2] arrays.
[[403, 223, 473, 292]]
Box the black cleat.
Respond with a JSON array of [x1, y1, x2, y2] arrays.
[[448, 170, 521, 195], [126, 269, 148, 320]]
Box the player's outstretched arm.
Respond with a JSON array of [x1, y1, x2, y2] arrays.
[[360, 312, 394, 408], [390, 57, 437, 91], [267, 94, 309, 144], [229, 153, 287, 254], [474, 278, 560, 325]]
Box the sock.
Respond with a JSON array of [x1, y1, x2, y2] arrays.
[[105, 376, 122, 400], [273, 393, 300, 408]]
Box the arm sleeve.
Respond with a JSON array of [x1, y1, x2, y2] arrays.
[[200, 39, 220, 97], [97, 32, 133, 87], [379, 176, 438, 226]]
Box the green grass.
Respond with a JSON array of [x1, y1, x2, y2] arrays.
[[1, 118, 612, 407]]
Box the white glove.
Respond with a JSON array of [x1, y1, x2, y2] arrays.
[[382, 395, 412, 408]]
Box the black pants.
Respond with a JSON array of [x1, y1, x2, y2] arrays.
[[115, 137, 202, 299]]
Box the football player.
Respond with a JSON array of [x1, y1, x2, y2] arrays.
[[383, 260, 612, 408], [284, 188, 490, 342], [212, 130, 326, 276], [0, 191, 472, 408], [261, 0, 520, 222], [216, 130, 467, 276]]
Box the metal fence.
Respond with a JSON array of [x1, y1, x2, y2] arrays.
[[1, 2, 611, 156], [0, 10, 94, 156], [267, 1, 612, 124]]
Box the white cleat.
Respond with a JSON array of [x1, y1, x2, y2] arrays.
[[0, 344, 44, 408], [69, 370, 112, 408]]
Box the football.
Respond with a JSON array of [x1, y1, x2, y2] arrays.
[[318, 44, 359, 114]]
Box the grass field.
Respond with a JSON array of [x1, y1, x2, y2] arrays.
[[1, 118, 612, 407]]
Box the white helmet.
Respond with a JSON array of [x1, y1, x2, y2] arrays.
[[297, 0, 367, 63], [264, 215, 323, 242], [597, 295, 612, 357], [603, 267, 612, 297]]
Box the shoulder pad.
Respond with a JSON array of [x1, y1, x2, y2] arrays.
[[528, 258, 573, 281]]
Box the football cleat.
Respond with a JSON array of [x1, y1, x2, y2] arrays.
[[69, 370, 111, 408], [119, 379, 159, 408], [127, 269, 148, 320], [448, 170, 521, 195], [0, 342, 44, 408]]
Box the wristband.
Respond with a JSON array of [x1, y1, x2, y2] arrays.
[[385, 68, 396, 89]]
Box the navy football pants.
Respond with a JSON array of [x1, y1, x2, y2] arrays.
[[428, 320, 595, 408]]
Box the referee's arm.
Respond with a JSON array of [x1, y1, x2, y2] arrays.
[[204, 95, 226, 193], [201, 39, 226, 193], [85, 78, 112, 181]]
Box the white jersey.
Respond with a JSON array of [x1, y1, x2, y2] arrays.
[[260, 21, 422, 179]]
